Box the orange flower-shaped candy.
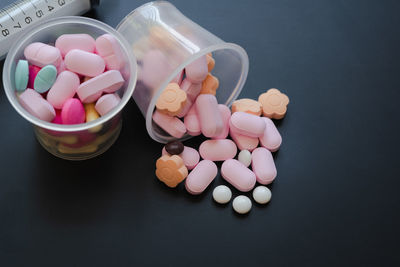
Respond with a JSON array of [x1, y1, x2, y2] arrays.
[[200, 73, 219, 95], [206, 53, 215, 72], [156, 155, 188, 188], [258, 88, 289, 119], [156, 83, 187, 116], [231, 98, 262, 116]]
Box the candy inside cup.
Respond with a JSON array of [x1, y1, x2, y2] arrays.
[[3, 16, 137, 160]]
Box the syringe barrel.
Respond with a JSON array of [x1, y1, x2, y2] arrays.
[[0, 0, 96, 59]]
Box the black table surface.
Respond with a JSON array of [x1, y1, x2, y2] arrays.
[[1, 0, 399, 266]]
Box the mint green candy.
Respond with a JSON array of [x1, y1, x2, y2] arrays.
[[34, 65, 57, 93], [15, 60, 29, 92]]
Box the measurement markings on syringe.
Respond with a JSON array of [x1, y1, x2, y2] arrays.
[[0, 0, 70, 38]]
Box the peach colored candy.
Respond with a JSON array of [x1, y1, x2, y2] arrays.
[[95, 34, 124, 70], [180, 78, 202, 102], [231, 98, 262, 116], [230, 112, 266, 138], [19, 89, 55, 122], [155, 83, 187, 116], [95, 93, 121, 116], [177, 97, 192, 118], [259, 117, 282, 152], [47, 71, 80, 109], [162, 146, 200, 170], [24, 42, 61, 67], [152, 110, 186, 138], [258, 88, 289, 119], [184, 104, 201, 136], [221, 159, 256, 192], [156, 155, 188, 188], [206, 54, 215, 72], [229, 128, 259, 152], [199, 139, 237, 161], [55, 34, 96, 57], [185, 160, 218, 195], [64, 49, 105, 77], [77, 70, 124, 103], [252, 147, 277, 185], [212, 104, 231, 139], [200, 73, 219, 95], [61, 98, 85, 125], [195, 94, 223, 138], [185, 55, 208, 83]]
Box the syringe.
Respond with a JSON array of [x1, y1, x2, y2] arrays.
[[0, 0, 99, 60]]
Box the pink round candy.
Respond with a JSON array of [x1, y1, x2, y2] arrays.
[[52, 109, 63, 124], [24, 42, 62, 67], [162, 146, 200, 170], [185, 55, 208, 83], [95, 93, 121, 116], [212, 104, 231, 139], [195, 94, 223, 138], [251, 147, 277, 185], [28, 65, 41, 89], [259, 117, 282, 152], [18, 89, 55, 122], [95, 34, 124, 70], [61, 98, 85, 125], [55, 33, 96, 57], [221, 159, 256, 192], [47, 71, 80, 109], [199, 139, 237, 161], [77, 70, 124, 103], [230, 111, 266, 138], [152, 110, 186, 139], [64, 49, 105, 77], [185, 160, 217, 195]]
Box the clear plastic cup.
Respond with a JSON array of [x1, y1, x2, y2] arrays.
[[2, 17, 137, 160], [116, 1, 249, 143]]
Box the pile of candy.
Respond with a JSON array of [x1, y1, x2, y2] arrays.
[[14, 33, 125, 125], [153, 53, 289, 214]]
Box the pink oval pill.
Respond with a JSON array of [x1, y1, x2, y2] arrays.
[[55, 34, 96, 57], [95, 34, 124, 70], [199, 139, 237, 161], [229, 128, 259, 151], [152, 110, 186, 138], [177, 98, 192, 118], [259, 117, 282, 152], [19, 89, 55, 122], [185, 55, 208, 83], [251, 147, 277, 185], [64, 49, 105, 77], [24, 42, 61, 67], [212, 104, 231, 139], [184, 104, 201, 136], [185, 160, 218, 195], [77, 70, 124, 103], [139, 50, 171, 89], [180, 78, 202, 102], [195, 94, 223, 138], [162, 146, 200, 170], [230, 111, 266, 138], [95, 93, 121, 116], [61, 98, 85, 125], [171, 70, 184, 85], [221, 159, 256, 192], [47, 71, 80, 109]]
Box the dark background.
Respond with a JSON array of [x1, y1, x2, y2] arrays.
[[1, 0, 399, 266]]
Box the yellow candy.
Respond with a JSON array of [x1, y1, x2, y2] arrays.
[[84, 103, 102, 133]]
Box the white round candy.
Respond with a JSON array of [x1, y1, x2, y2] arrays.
[[238, 150, 251, 167], [232, 195, 252, 214], [212, 185, 232, 204], [252, 186, 271, 204]]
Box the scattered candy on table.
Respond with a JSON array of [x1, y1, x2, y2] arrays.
[[15, 33, 125, 124], [151, 52, 289, 214]]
